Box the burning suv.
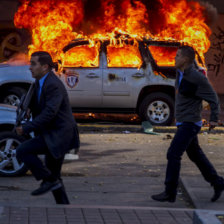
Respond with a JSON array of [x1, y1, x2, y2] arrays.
[[0, 38, 206, 126]]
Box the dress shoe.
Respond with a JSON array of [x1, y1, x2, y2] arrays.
[[211, 184, 224, 202], [31, 180, 62, 196], [151, 191, 176, 202]]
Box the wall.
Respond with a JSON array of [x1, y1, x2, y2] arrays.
[[200, 0, 224, 14], [205, 14, 224, 94], [0, 0, 18, 25]]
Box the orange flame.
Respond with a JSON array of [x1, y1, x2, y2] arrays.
[[63, 43, 100, 67], [156, 0, 211, 63], [14, 0, 211, 68], [107, 43, 142, 67], [148, 46, 178, 67], [14, 0, 83, 60]]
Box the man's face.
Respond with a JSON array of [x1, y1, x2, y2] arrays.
[[29, 56, 46, 80], [175, 49, 187, 70]]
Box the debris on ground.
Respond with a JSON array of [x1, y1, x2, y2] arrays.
[[163, 134, 173, 140], [141, 121, 159, 135]]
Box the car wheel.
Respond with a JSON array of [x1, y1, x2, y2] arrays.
[[139, 92, 174, 126], [0, 131, 28, 177], [2, 87, 27, 106]]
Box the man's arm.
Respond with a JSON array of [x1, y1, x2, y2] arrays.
[[22, 83, 63, 134], [196, 74, 220, 128], [15, 83, 35, 135]]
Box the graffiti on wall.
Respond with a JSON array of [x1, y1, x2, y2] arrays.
[[205, 14, 224, 94], [207, 26, 224, 77], [0, 29, 31, 63], [0, 32, 23, 62]]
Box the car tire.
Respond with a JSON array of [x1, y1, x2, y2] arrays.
[[0, 131, 28, 177], [2, 87, 27, 106], [139, 92, 174, 126]]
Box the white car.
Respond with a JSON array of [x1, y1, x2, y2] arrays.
[[0, 104, 78, 177], [0, 38, 207, 126], [0, 104, 27, 176]]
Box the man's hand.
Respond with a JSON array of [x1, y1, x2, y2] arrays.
[[209, 121, 218, 131], [16, 126, 24, 136], [25, 108, 31, 120]]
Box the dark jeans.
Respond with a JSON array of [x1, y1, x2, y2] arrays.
[[165, 122, 223, 195], [16, 135, 64, 181]]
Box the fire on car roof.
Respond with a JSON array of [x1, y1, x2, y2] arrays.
[[14, 0, 211, 68]]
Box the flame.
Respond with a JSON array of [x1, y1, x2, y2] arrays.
[[14, 0, 83, 60], [107, 42, 142, 67], [156, 0, 211, 63], [99, 0, 150, 37], [148, 46, 178, 67], [63, 43, 100, 67], [14, 0, 211, 68]]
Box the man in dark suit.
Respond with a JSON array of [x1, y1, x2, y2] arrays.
[[16, 51, 79, 202], [151, 46, 224, 203]]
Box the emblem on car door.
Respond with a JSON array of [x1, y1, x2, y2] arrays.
[[65, 70, 79, 88]]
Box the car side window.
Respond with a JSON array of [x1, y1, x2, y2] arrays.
[[106, 44, 142, 68], [63, 44, 99, 67], [148, 46, 178, 67]]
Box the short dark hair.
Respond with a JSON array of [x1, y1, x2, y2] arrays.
[[179, 45, 195, 64], [31, 51, 55, 69]]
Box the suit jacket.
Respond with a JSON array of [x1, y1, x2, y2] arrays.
[[22, 71, 80, 159]]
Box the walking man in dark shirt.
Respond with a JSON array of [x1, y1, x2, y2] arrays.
[[151, 46, 224, 202], [16, 51, 79, 202]]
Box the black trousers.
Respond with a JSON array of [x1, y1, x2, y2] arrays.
[[16, 135, 70, 204], [16, 135, 63, 181], [165, 122, 224, 195]]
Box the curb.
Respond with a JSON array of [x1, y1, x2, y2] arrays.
[[78, 123, 224, 134], [193, 209, 224, 224], [180, 177, 224, 224], [180, 177, 197, 209], [0, 204, 195, 210]]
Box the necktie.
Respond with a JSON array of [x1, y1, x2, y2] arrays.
[[35, 81, 40, 102]]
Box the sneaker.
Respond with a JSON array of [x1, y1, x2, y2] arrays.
[[31, 180, 62, 196], [151, 191, 176, 203]]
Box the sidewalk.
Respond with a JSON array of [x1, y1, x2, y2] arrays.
[[0, 176, 194, 224], [0, 174, 192, 224], [1, 130, 224, 223], [0, 176, 190, 207], [1, 175, 224, 224], [1, 177, 223, 224]]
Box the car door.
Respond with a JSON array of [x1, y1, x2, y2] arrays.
[[102, 43, 145, 108], [59, 43, 103, 108]]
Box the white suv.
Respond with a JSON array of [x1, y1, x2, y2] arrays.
[[0, 38, 206, 126]]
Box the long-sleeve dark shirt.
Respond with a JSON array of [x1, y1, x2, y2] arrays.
[[175, 65, 219, 123]]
